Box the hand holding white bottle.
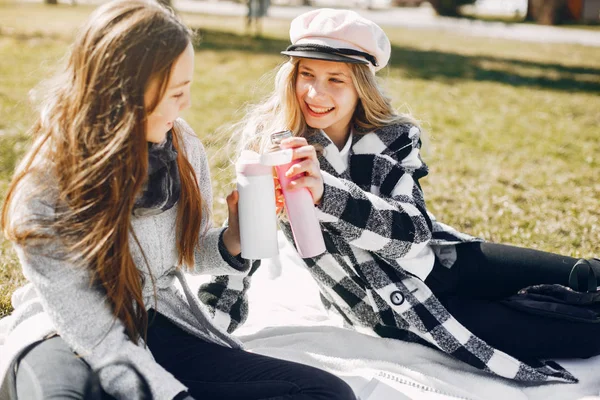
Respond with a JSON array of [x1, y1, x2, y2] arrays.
[[235, 150, 280, 260]]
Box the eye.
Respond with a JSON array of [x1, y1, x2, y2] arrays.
[[299, 71, 313, 78], [172, 92, 184, 99], [330, 78, 344, 83]]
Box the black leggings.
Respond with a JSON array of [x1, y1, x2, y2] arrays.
[[425, 242, 600, 360], [146, 311, 355, 400], [15, 312, 356, 400]]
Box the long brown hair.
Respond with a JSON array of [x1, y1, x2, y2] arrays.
[[1, 0, 202, 343]]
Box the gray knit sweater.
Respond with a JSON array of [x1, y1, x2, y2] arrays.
[[0, 120, 251, 400]]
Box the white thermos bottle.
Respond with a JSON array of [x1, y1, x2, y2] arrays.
[[235, 150, 279, 259]]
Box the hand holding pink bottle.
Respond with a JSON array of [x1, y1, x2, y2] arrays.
[[261, 130, 326, 258], [276, 136, 324, 205]]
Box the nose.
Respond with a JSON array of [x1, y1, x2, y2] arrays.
[[306, 81, 324, 101], [180, 95, 191, 112]]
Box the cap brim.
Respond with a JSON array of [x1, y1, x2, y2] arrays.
[[281, 50, 368, 64]]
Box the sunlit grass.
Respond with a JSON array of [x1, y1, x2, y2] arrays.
[[0, 2, 599, 316]]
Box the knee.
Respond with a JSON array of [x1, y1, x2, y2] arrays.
[[311, 370, 357, 400], [16, 358, 93, 400], [330, 377, 357, 400], [15, 359, 44, 399], [15, 337, 94, 400]]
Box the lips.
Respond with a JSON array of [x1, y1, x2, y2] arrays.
[[306, 102, 334, 116]]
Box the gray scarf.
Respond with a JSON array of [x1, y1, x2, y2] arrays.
[[133, 131, 181, 216]]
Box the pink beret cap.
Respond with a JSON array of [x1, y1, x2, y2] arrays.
[[281, 8, 391, 73]]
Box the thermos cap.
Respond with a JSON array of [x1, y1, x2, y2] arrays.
[[270, 130, 293, 145], [259, 149, 293, 166], [236, 150, 272, 176]]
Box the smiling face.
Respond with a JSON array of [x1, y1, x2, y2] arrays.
[[144, 41, 194, 143], [295, 58, 360, 146]]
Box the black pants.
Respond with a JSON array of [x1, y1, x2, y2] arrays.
[[146, 311, 355, 400], [15, 312, 355, 400], [424, 242, 600, 360]]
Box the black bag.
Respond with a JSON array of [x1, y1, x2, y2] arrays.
[[7, 339, 152, 400], [83, 358, 152, 400], [501, 259, 600, 323], [6, 339, 45, 400]]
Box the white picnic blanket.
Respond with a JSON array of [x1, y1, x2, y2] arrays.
[[187, 232, 600, 400]]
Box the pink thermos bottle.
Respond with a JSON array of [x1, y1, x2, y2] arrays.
[[260, 130, 326, 258]]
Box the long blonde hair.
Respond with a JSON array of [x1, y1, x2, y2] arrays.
[[1, 0, 203, 343], [233, 57, 418, 155]]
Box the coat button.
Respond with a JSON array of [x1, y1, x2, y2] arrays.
[[390, 291, 404, 306]]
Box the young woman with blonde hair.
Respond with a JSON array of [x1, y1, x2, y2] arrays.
[[0, 1, 356, 399], [200, 7, 600, 386]]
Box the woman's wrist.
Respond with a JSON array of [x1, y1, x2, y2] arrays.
[[218, 228, 247, 271], [222, 227, 241, 257]]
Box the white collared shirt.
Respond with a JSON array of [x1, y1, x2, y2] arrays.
[[338, 131, 353, 167], [321, 130, 353, 170]]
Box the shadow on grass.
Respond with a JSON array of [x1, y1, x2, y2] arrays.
[[193, 28, 600, 94], [389, 46, 600, 93], [193, 27, 290, 55]]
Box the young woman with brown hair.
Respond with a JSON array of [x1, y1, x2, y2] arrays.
[[0, 1, 356, 399]]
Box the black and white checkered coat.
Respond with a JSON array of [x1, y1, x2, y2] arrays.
[[199, 123, 576, 383]]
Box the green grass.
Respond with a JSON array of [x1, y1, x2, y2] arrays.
[[1, 2, 599, 317]]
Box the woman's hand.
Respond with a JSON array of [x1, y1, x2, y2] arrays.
[[274, 176, 285, 214], [222, 190, 241, 256], [277, 137, 324, 205]]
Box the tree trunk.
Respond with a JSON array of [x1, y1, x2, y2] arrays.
[[428, 0, 476, 17], [526, 0, 569, 25], [44, 0, 58, 5], [525, 0, 534, 20], [428, 0, 460, 16]]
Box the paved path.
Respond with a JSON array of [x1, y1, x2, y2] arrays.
[[175, 0, 600, 47]]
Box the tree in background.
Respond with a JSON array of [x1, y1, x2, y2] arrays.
[[428, 0, 476, 17], [429, 0, 575, 25], [526, 0, 571, 25], [247, 0, 270, 36]]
